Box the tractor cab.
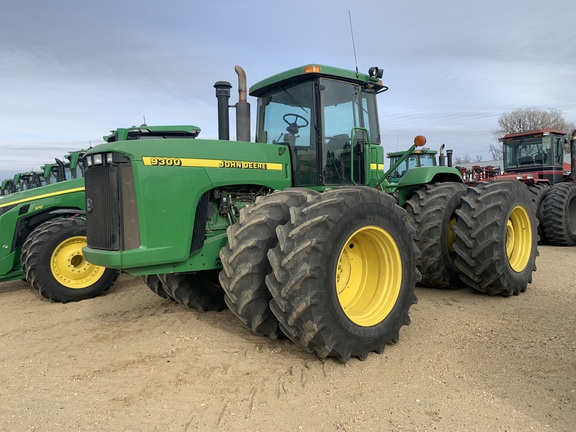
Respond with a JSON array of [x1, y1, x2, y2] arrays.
[[63, 151, 88, 180], [17, 173, 36, 191], [11, 174, 22, 193], [387, 148, 439, 183], [33, 171, 48, 187], [5, 179, 18, 194], [0, 179, 10, 195], [250, 65, 386, 187], [41, 163, 64, 184], [500, 129, 566, 184]]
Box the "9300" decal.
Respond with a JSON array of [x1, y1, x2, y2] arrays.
[[147, 157, 183, 166]]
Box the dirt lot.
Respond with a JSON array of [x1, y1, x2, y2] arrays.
[[0, 246, 574, 431]]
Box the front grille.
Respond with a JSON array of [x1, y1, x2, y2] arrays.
[[85, 156, 140, 251], [85, 165, 120, 250]]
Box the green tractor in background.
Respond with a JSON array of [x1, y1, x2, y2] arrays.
[[82, 64, 538, 361], [0, 124, 200, 302], [16, 171, 42, 191], [1, 178, 17, 195], [1, 162, 61, 197], [41, 161, 66, 185], [386, 144, 454, 183]]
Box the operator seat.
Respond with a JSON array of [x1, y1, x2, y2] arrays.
[[324, 134, 351, 184]]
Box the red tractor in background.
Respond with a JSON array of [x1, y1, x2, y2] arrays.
[[460, 129, 576, 245]]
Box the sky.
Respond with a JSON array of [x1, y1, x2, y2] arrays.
[[1, 0, 575, 179]]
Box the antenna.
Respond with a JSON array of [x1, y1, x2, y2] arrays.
[[348, 11, 359, 77]]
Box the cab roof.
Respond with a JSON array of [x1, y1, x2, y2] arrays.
[[502, 129, 566, 140], [250, 64, 387, 97]]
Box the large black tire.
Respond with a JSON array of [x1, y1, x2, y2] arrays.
[[21, 218, 120, 303], [158, 271, 227, 311], [219, 188, 319, 339], [453, 181, 538, 296], [139, 274, 174, 300], [266, 187, 420, 362], [405, 182, 468, 288], [527, 183, 550, 244], [541, 182, 576, 246]]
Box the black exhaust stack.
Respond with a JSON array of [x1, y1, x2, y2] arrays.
[[214, 81, 232, 140], [446, 149, 453, 168], [214, 66, 251, 142]]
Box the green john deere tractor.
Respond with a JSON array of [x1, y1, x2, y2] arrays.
[[1, 178, 17, 195], [82, 64, 538, 361], [0, 124, 200, 302], [1, 160, 64, 197], [386, 144, 454, 183]]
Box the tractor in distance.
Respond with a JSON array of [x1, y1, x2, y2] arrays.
[[498, 129, 575, 246], [1, 161, 63, 196], [16, 171, 42, 191], [386, 144, 454, 183], [1, 178, 17, 195], [467, 129, 576, 246], [0, 124, 200, 303], [82, 64, 537, 362]]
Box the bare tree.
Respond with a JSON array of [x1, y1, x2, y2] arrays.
[[454, 153, 471, 164], [488, 143, 503, 160], [454, 153, 484, 164], [493, 107, 576, 153]]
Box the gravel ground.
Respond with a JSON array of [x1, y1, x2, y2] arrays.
[[0, 245, 574, 431]]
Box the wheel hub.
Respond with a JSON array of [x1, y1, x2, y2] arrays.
[[51, 236, 106, 289], [336, 226, 402, 327], [506, 206, 532, 272]]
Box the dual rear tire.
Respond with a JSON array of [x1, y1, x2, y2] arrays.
[[541, 182, 576, 246], [220, 187, 420, 362], [405, 183, 468, 288], [406, 181, 538, 296], [265, 188, 420, 362], [453, 181, 538, 296]]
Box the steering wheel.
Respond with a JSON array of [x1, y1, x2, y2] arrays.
[[283, 113, 309, 135]]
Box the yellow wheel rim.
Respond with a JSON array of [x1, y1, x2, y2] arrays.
[[51, 236, 106, 289], [336, 226, 402, 327], [506, 206, 532, 272]]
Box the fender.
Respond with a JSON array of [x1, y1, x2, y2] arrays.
[[395, 166, 463, 206]]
